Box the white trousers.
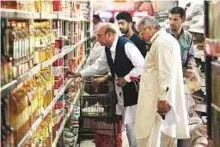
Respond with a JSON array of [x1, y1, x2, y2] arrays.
[[125, 123, 138, 147], [137, 117, 161, 147], [123, 105, 138, 147]]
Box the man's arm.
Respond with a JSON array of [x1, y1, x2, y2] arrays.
[[80, 51, 109, 77], [156, 41, 172, 101], [124, 42, 144, 82], [156, 40, 173, 113]]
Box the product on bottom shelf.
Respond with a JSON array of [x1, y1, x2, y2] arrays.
[[8, 67, 53, 146], [52, 78, 80, 142], [24, 112, 53, 147], [59, 106, 80, 147]]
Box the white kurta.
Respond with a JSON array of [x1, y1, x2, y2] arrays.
[[134, 29, 190, 142], [85, 42, 105, 67], [81, 35, 144, 124]]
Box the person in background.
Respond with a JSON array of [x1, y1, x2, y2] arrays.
[[67, 23, 144, 147], [167, 6, 198, 147], [92, 14, 103, 43], [109, 17, 115, 23], [167, 6, 195, 69], [134, 16, 190, 147], [85, 14, 105, 67], [116, 11, 147, 57]]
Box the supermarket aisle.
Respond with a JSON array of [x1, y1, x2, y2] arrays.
[[80, 131, 129, 147]]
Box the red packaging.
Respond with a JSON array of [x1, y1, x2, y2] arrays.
[[53, 0, 61, 11], [55, 39, 62, 49], [54, 80, 61, 89], [53, 58, 63, 66]]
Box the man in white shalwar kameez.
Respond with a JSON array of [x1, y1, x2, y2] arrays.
[[134, 16, 190, 147]]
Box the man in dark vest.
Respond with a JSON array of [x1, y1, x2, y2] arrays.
[[116, 11, 147, 57], [67, 23, 144, 147]]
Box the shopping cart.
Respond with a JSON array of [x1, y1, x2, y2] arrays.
[[78, 77, 118, 147]]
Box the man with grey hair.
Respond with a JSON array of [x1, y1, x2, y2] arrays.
[[134, 16, 190, 147], [67, 23, 144, 147]]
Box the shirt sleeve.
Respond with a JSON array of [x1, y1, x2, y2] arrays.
[[124, 42, 144, 82], [80, 51, 109, 77], [85, 42, 105, 65], [156, 41, 172, 101]]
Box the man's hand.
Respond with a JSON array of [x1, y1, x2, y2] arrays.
[[91, 75, 108, 89], [116, 77, 127, 87], [157, 100, 171, 114], [65, 69, 81, 78]]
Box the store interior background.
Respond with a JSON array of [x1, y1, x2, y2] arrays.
[[0, 0, 219, 147]]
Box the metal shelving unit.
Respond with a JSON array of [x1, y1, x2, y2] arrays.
[[204, 1, 220, 146], [0, 38, 89, 97], [52, 90, 80, 147], [0, 8, 89, 21], [1, 1, 92, 146], [17, 78, 74, 147]]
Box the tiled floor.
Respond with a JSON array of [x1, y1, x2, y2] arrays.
[[79, 131, 129, 147]]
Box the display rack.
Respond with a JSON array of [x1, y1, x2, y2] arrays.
[[0, 38, 88, 98], [52, 90, 80, 147], [17, 78, 74, 147], [204, 1, 220, 146], [1, 1, 92, 146], [51, 53, 87, 147], [0, 8, 89, 21]]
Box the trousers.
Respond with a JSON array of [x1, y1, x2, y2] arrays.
[[125, 123, 138, 147]]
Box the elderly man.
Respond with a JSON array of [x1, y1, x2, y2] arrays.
[[67, 23, 144, 147], [134, 16, 190, 147]]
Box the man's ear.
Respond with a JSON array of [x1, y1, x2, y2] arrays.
[[129, 22, 133, 27]]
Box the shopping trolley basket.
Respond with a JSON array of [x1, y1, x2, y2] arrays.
[[78, 78, 119, 147]]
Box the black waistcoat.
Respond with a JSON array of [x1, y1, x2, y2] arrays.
[[105, 37, 138, 107]]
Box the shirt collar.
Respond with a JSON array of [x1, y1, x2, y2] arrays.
[[150, 29, 163, 43], [110, 35, 119, 52], [167, 28, 187, 39]]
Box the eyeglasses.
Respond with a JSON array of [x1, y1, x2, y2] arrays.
[[139, 27, 148, 35], [97, 32, 106, 38]]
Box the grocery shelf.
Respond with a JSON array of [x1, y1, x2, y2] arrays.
[[211, 103, 220, 112], [17, 78, 74, 147], [57, 13, 72, 21], [205, 38, 220, 57], [194, 46, 205, 62], [72, 18, 89, 22], [194, 103, 207, 113], [75, 0, 90, 2], [52, 90, 80, 147], [188, 28, 204, 34], [0, 8, 89, 21], [0, 80, 17, 93], [52, 56, 84, 146], [0, 38, 89, 97], [40, 13, 57, 19], [0, 8, 40, 19]]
